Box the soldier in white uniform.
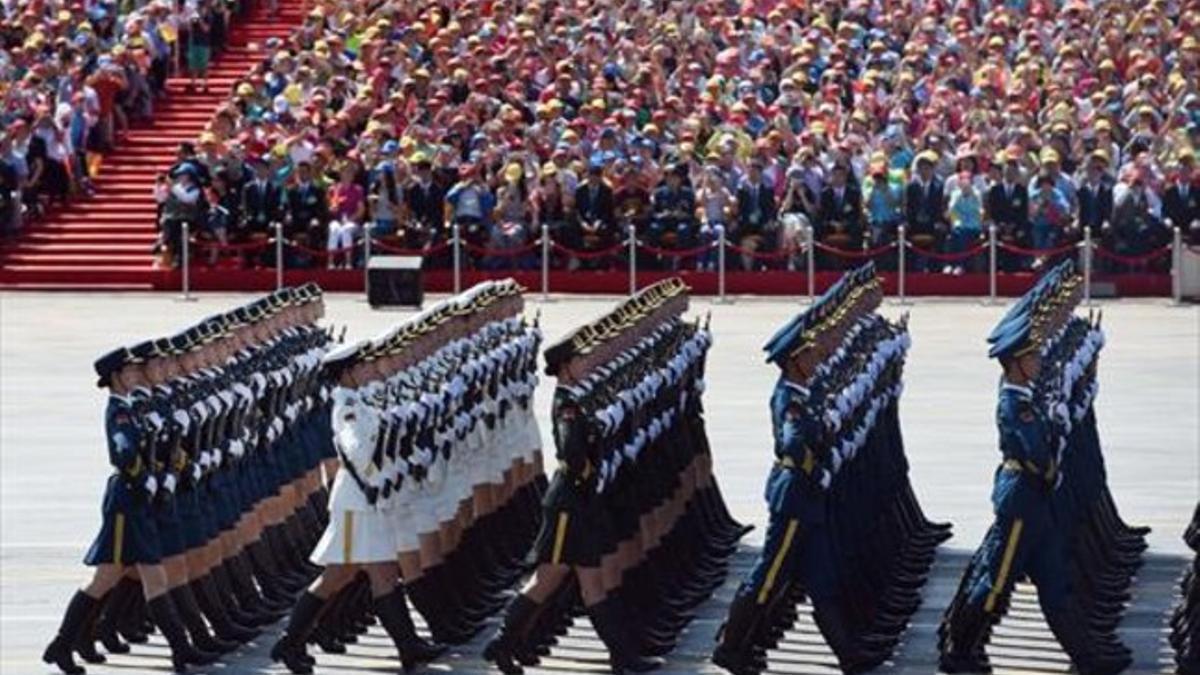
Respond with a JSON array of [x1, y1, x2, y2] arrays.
[[270, 342, 445, 675]]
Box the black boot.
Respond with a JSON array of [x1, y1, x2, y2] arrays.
[[375, 586, 448, 671], [1044, 604, 1132, 675], [484, 595, 542, 675], [588, 597, 664, 674], [191, 576, 259, 642], [146, 594, 220, 673], [812, 603, 891, 674], [170, 586, 239, 654], [94, 578, 133, 654], [938, 601, 992, 674], [270, 591, 325, 675], [72, 588, 108, 665], [712, 592, 762, 675], [43, 591, 98, 675]]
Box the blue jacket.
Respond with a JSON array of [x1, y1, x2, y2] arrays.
[[991, 382, 1056, 517], [764, 378, 827, 523]]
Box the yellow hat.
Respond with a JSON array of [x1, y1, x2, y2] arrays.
[[916, 150, 938, 165], [1040, 148, 1060, 164], [541, 163, 558, 178], [1090, 148, 1110, 165], [504, 163, 523, 182], [236, 83, 254, 97]]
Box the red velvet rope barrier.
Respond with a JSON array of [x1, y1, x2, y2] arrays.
[[1091, 246, 1171, 265], [637, 241, 716, 258], [190, 239, 273, 253], [369, 238, 452, 256], [284, 241, 359, 259], [812, 241, 898, 258], [463, 240, 542, 257], [996, 241, 1079, 257], [725, 243, 797, 261], [550, 241, 628, 259], [906, 243, 989, 262]]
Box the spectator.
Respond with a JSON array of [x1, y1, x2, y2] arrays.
[[862, 155, 904, 249], [159, 166, 207, 269], [1077, 152, 1115, 235], [369, 161, 404, 239], [488, 163, 533, 269], [1163, 152, 1200, 245], [531, 164, 570, 245], [404, 154, 444, 248], [445, 164, 494, 250], [1110, 169, 1164, 260], [649, 163, 697, 266], [1028, 173, 1071, 268], [818, 163, 863, 263], [326, 161, 365, 269], [284, 160, 328, 268], [904, 152, 946, 269], [946, 174, 984, 276], [695, 166, 735, 271], [735, 162, 776, 270], [986, 156, 1031, 270], [203, 171, 239, 265], [777, 166, 816, 270], [571, 163, 616, 264], [241, 157, 283, 238]]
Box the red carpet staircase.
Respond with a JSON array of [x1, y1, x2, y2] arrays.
[[0, 0, 302, 290]]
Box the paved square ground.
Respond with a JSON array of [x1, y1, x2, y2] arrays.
[[1, 292, 1196, 673]]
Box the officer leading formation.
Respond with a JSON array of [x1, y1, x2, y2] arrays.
[[938, 260, 1146, 675], [270, 278, 547, 674], [1172, 502, 1200, 674], [484, 277, 751, 675], [45, 284, 336, 674], [712, 261, 951, 675]]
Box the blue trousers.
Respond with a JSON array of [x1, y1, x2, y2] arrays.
[[965, 507, 1071, 613], [737, 513, 838, 606]]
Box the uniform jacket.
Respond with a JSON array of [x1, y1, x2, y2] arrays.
[[991, 382, 1056, 518], [328, 386, 383, 512], [765, 379, 827, 523]]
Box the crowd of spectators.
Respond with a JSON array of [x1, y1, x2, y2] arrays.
[[18, 0, 1200, 273], [0, 0, 234, 238]]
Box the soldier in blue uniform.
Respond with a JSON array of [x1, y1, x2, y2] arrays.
[[44, 347, 219, 675], [938, 276, 1132, 675]]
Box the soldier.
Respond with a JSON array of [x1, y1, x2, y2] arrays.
[[270, 341, 446, 674], [713, 262, 947, 675], [938, 265, 1132, 675], [485, 278, 744, 675], [44, 347, 220, 674]]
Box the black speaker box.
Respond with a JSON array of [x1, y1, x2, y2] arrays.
[[367, 256, 424, 307]]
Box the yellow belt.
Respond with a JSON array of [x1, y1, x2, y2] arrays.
[[776, 456, 796, 469], [1001, 459, 1023, 472]]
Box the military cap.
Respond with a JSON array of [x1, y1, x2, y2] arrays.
[[153, 337, 177, 357], [321, 342, 362, 380], [94, 347, 136, 387], [129, 340, 157, 362]]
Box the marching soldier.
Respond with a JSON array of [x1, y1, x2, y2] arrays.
[[939, 265, 1132, 675], [44, 347, 220, 674]]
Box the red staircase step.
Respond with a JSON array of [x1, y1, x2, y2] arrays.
[[1, 0, 306, 289]]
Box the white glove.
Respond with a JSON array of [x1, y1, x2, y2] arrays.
[[144, 474, 158, 496], [229, 440, 245, 458], [192, 463, 203, 482], [199, 451, 212, 469], [162, 473, 177, 494], [212, 448, 222, 467]]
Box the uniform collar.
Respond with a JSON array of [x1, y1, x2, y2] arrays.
[[782, 379, 810, 398], [999, 379, 1034, 399]]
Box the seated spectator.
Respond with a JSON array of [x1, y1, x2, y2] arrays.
[[203, 170, 240, 265], [369, 160, 404, 240], [445, 164, 494, 250], [488, 163, 533, 269], [404, 154, 444, 248], [571, 163, 616, 265], [1163, 152, 1200, 245], [862, 154, 904, 249], [777, 166, 816, 270], [946, 173, 984, 275], [159, 166, 207, 269], [649, 164, 697, 258], [531, 164, 570, 244], [1077, 152, 1115, 236], [986, 156, 1032, 270], [284, 160, 328, 268], [1029, 173, 1071, 261], [817, 163, 863, 260], [241, 157, 283, 238], [695, 166, 735, 271], [326, 161, 365, 269], [1110, 168, 1165, 260], [904, 152, 946, 269], [735, 162, 776, 270]]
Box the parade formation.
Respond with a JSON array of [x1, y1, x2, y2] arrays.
[[33, 268, 1188, 675], [1174, 503, 1200, 675], [712, 262, 950, 675], [938, 261, 1146, 675]]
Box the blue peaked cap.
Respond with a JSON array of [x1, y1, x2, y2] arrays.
[[764, 262, 876, 365]]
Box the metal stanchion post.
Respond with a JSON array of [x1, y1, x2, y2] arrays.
[[988, 224, 998, 305], [717, 227, 728, 303], [1082, 226, 1093, 306], [363, 233, 372, 300], [274, 222, 284, 290], [628, 224, 637, 296], [541, 223, 550, 302], [805, 225, 816, 303], [452, 222, 462, 294], [178, 222, 195, 301], [897, 225, 909, 304], [1172, 227, 1182, 305]]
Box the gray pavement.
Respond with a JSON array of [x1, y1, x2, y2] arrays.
[[1, 292, 1197, 674]]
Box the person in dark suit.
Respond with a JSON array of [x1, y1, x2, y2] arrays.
[[1076, 152, 1114, 235], [985, 156, 1030, 270], [1163, 154, 1200, 245], [735, 162, 777, 269], [571, 163, 617, 261], [816, 163, 863, 269], [904, 152, 945, 270], [284, 160, 328, 268], [240, 158, 283, 236], [404, 156, 446, 247]]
